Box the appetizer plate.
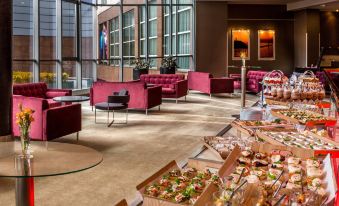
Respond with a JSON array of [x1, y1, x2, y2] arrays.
[[210, 143, 337, 206], [136, 159, 222, 206], [231, 119, 293, 136], [270, 109, 337, 126], [202, 136, 254, 161], [255, 128, 339, 155]]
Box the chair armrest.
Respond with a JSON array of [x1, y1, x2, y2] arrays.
[[13, 95, 49, 111], [47, 89, 72, 95], [145, 86, 162, 109], [45, 91, 70, 99], [175, 79, 188, 98], [43, 104, 81, 140], [210, 78, 234, 93]]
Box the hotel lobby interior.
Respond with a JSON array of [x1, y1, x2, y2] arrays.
[[1, 0, 339, 205]]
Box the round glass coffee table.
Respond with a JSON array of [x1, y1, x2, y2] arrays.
[[0, 141, 103, 206], [53, 96, 89, 104]]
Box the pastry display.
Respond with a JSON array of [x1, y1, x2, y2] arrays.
[[256, 129, 339, 150], [144, 167, 219, 204], [263, 71, 326, 104], [203, 136, 254, 159], [215, 148, 329, 205], [271, 109, 336, 125]]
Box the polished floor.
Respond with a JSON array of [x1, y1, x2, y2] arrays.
[[0, 92, 257, 206]]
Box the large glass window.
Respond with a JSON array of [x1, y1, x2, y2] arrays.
[[163, 0, 191, 69], [13, 0, 34, 83], [81, 3, 95, 88], [12, 0, 97, 89], [123, 10, 135, 66], [110, 17, 120, 66], [139, 1, 158, 67], [62, 1, 77, 58], [40, 0, 57, 60]]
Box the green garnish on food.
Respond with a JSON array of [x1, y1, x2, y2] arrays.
[[268, 173, 276, 180], [310, 145, 314, 149], [175, 178, 180, 184], [273, 119, 282, 124], [255, 121, 263, 126]]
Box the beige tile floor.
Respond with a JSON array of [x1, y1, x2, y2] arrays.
[[0, 92, 257, 206]]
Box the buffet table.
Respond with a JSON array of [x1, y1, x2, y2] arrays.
[[125, 70, 339, 206]]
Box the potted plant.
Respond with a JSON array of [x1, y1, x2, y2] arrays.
[[132, 58, 150, 80], [160, 56, 178, 74]]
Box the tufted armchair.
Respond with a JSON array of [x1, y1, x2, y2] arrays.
[[12, 83, 81, 141], [140, 74, 188, 103], [230, 70, 268, 93], [187, 71, 234, 97]]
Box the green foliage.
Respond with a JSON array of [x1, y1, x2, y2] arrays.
[[161, 56, 178, 69], [13, 71, 70, 83], [131, 58, 151, 70]]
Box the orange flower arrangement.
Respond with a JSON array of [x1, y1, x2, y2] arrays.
[[16, 104, 35, 129], [16, 104, 35, 156]]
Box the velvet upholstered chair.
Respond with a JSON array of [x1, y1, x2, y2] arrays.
[[187, 71, 235, 97], [12, 83, 82, 141]]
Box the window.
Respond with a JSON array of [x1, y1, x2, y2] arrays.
[[62, 1, 77, 58], [123, 10, 135, 66], [140, 1, 158, 67], [163, 0, 191, 69], [110, 17, 119, 66], [13, 0, 34, 83]]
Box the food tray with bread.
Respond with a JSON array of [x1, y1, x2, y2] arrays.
[[255, 128, 339, 155], [136, 159, 222, 206], [202, 136, 255, 160], [270, 109, 337, 126], [203, 143, 337, 206], [231, 119, 293, 136]]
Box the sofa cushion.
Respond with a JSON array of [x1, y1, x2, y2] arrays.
[[162, 88, 176, 94], [13, 83, 48, 98]]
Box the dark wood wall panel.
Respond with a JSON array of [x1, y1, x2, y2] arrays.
[[196, 1, 228, 77], [0, 0, 12, 135]]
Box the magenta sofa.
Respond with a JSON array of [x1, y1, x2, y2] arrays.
[[140, 74, 188, 103], [230, 70, 268, 93], [90, 81, 162, 114], [187, 71, 234, 96], [12, 83, 81, 141]]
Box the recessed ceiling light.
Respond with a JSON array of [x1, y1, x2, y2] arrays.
[[321, 4, 326, 7], [336, 9, 339, 12]]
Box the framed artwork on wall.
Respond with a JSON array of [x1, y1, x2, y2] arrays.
[[232, 29, 250, 60], [258, 30, 275, 60]]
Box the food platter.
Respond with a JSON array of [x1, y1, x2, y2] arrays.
[[270, 109, 337, 126], [231, 119, 293, 136], [202, 136, 254, 160], [255, 128, 339, 155], [204, 143, 337, 206], [136, 160, 222, 206]]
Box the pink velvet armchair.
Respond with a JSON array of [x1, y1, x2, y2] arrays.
[[187, 71, 234, 97], [12, 83, 81, 141], [90, 81, 162, 115], [140, 74, 188, 103]]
